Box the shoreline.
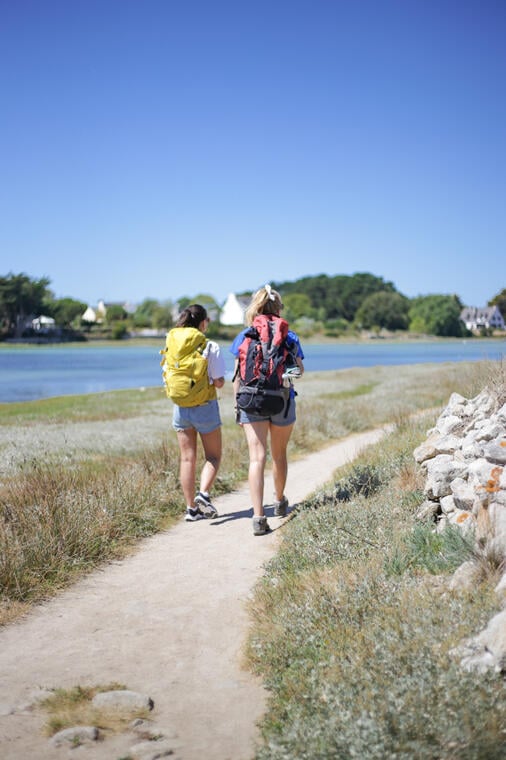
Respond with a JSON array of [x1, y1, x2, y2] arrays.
[[2, 332, 505, 349]]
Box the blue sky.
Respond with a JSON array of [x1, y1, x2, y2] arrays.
[[1, 0, 505, 308]]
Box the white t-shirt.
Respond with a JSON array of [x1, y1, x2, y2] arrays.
[[203, 340, 225, 384]]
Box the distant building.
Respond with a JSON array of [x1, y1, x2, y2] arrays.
[[220, 293, 249, 325], [32, 315, 56, 331], [460, 305, 505, 331], [82, 300, 107, 323], [81, 300, 134, 323]]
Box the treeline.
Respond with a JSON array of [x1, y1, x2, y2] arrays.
[[1, 271, 505, 341], [0, 273, 176, 340], [273, 273, 506, 338]]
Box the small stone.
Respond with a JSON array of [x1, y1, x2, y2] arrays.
[[449, 561, 481, 592], [130, 738, 175, 759], [415, 499, 440, 520], [50, 725, 99, 746], [92, 689, 154, 712], [131, 719, 178, 741]]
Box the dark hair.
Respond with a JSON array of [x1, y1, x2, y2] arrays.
[[176, 303, 208, 328]]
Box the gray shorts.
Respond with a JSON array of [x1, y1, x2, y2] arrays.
[[237, 394, 296, 427], [172, 399, 222, 434]]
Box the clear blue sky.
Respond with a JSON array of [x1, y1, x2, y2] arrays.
[[1, 0, 505, 308]]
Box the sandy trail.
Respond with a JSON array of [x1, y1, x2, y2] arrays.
[[0, 428, 386, 760]]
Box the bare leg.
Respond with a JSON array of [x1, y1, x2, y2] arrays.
[[177, 428, 198, 506], [198, 427, 222, 494], [270, 423, 294, 501], [243, 421, 270, 516]]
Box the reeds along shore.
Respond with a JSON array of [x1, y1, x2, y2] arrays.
[[0, 360, 500, 624]]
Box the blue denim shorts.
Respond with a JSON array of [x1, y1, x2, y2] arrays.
[[172, 399, 222, 434], [238, 395, 296, 427]]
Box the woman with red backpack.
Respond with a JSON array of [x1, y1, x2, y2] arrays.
[[231, 285, 304, 535]]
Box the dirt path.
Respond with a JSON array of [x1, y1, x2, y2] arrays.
[[0, 428, 387, 760]]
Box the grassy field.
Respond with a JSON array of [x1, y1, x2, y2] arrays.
[[0, 360, 499, 626], [245, 414, 505, 759]]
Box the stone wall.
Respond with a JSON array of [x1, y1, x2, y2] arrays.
[[413, 389, 506, 674]]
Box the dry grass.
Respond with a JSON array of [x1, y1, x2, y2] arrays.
[[38, 683, 153, 738], [245, 365, 506, 759], [247, 424, 506, 760], [0, 360, 500, 625]]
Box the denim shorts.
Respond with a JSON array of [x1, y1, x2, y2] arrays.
[[237, 394, 296, 427], [172, 399, 222, 434]]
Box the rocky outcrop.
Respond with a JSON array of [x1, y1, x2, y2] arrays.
[[414, 388, 506, 674], [414, 390, 506, 555]]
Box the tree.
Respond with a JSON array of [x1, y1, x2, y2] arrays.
[[47, 297, 87, 327], [0, 272, 52, 337], [133, 298, 161, 328], [273, 272, 399, 321], [408, 294, 466, 337], [105, 304, 127, 322], [355, 291, 410, 330], [489, 288, 506, 319], [283, 293, 315, 321], [152, 304, 173, 329]]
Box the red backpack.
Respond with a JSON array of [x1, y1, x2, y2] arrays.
[[235, 314, 294, 416]]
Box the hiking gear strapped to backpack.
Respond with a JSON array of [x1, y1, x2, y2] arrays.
[[234, 314, 296, 417], [160, 327, 216, 407]]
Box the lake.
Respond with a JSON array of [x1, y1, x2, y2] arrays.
[[0, 338, 504, 403]]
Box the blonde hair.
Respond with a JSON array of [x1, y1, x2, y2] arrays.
[[245, 284, 283, 325]]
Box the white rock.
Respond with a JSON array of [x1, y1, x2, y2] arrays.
[[450, 478, 476, 510], [449, 561, 481, 592], [92, 690, 154, 712], [424, 455, 468, 499], [457, 608, 506, 674], [495, 571, 506, 597], [440, 495, 456, 515], [483, 439, 506, 465], [51, 726, 99, 746], [447, 509, 475, 534]]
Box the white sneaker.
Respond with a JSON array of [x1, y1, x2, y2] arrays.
[[184, 508, 205, 522], [195, 492, 219, 518]]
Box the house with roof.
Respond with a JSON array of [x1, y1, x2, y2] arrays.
[[460, 305, 505, 332], [220, 293, 249, 325], [82, 300, 107, 323], [32, 315, 56, 331]]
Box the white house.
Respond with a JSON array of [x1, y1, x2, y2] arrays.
[[220, 293, 249, 325], [460, 305, 505, 331], [32, 315, 56, 331], [81, 300, 108, 323]]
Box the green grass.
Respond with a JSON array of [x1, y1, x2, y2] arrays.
[[245, 419, 506, 759], [320, 382, 377, 401], [0, 386, 166, 425], [0, 359, 500, 622]]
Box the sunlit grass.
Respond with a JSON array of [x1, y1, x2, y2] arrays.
[[0, 387, 166, 425], [245, 413, 505, 759], [0, 359, 500, 624], [38, 683, 152, 738]]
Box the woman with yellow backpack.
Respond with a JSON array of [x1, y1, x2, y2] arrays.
[[161, 304, 225, 522]]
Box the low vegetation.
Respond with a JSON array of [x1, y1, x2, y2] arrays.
[[0, 360, 499, 625], [245, 415, 505, 759], [38, 683, 147, 738]]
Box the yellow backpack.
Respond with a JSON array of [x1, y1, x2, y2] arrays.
[[160, 327, 216, 407]]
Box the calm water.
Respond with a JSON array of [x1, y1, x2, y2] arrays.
[[0, 339, 504, 403]]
